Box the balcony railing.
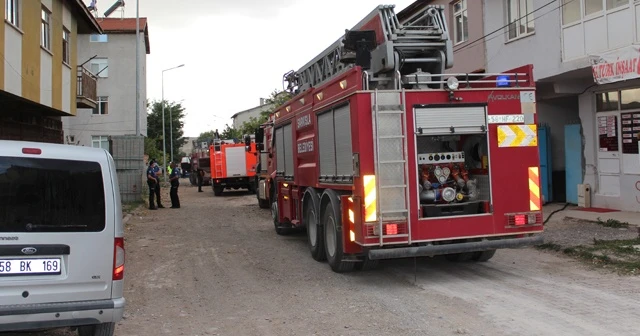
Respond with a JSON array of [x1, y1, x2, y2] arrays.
[[77, 66, 97, 109]]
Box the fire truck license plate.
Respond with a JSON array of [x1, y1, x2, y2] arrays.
[[0, 258, 61, 276]]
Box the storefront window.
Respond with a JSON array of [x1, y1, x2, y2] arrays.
[[620, 88, 640, 110], [596, 91, 619, 111], [597, 114, 619, 152]]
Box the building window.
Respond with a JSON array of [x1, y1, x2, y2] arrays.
[[92, 96, 109, 115], [596, 91, 619, 112], [584, 0, 603, 16], [90, 58, 108, 78], [620, 88, 640, 110], [562, 0, 581, 25], [92, 136, 110, 151], [41, 6, 51, 50], [63, 28, 70, 65], [607, 0, 627, 10], [453, 0, 468, 44], [90, 34, 108, 42], [5, 0, 19, 27], [595, 88, 640, 156], [506, 0, 535, 40], [563, 0, 628, 25]]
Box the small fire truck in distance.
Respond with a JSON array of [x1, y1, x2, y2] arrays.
[[209, 137, 259, 196], [188, 140, 211, 187], [256, 3, 544, 273]]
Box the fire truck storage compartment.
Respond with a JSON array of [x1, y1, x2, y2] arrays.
[[275, 123, 294, 179], [317, 103, 353, 183], [414, 104, 491, 219], [225, 146, 247, 176]]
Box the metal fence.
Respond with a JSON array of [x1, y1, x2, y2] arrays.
[[109, 135, 145, 203]]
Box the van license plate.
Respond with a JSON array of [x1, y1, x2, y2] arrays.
[[0, 258, 61, 276]]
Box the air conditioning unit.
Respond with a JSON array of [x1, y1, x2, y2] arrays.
[[577, 184, 591, 208]]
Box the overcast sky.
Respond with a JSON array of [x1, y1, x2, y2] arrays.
[[87, 0, 416, 137]]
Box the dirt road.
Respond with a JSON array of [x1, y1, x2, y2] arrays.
[[11, 180, 640, 336]]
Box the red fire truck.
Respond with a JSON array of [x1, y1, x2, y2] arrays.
[[256, 3, 544, 273], [209, 137, 259, 196]]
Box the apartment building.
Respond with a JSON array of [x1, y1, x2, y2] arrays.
[[231, 98, 272, 129], [484, 0, 640, 212], [397, 0, 486, 74], [1, 0, 101, 143], [62, 17, 150, 148]]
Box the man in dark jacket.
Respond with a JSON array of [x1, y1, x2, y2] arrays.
[[146, 160, 158, 210], [169, 162, 181, 208], [152, 161, 165, 208]]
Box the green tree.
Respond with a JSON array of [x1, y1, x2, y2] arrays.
[[220, 124, 242, 140], [147, 100, 187, 163], [196, 130, 215, 144], [144, 136, 165, 164]]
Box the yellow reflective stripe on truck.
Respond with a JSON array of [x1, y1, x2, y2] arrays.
[[529, 167, 541, 211], [363, 175, 377, 222], [497, 125, 538, 147]]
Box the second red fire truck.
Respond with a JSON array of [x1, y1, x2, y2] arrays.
[[255, 3, 544, 272]]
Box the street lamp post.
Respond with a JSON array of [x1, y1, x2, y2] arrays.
[[161, 64, 185, 181], [170, 98, 185, 164]]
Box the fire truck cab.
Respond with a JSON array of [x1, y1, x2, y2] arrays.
[[258, 4, 544, 273], [209, 136, 259, 196]]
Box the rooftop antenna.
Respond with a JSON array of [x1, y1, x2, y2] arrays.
[[103, 0, 125, 18]]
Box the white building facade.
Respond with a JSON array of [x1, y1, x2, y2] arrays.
[[63, 17, 150, 148], [484, 0, 640, 211]]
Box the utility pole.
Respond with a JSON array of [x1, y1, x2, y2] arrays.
[[135, 0, 140, 136], [161, 64, 184, 181]]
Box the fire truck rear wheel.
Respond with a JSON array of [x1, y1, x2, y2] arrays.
[[444, 252, 474, 262], [471, 249, 496, 262], [322, 194, 354, 273], [304, 189, 325, 262], [213, 186, 223, 196], [272, 197, 289, 235]]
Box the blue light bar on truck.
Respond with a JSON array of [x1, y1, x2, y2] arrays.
[[496, 75, 510, 87]]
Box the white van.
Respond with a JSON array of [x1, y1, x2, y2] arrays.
[[0, 140, 125, 335]]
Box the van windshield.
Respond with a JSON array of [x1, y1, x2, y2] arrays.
[[0, 157, 106, 233]]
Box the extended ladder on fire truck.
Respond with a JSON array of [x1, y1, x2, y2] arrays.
[[283, 4, 453, 95]]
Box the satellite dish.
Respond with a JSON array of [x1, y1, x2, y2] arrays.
[[103, 0, 124, 17]]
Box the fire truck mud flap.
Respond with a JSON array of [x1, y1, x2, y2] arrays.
[[367, 235, 544, 260]]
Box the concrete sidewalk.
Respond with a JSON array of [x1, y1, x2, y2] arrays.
[[543, 203, 640, 226]]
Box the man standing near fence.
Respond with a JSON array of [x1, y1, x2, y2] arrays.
[[152, 161, 165, 208], [147, 160, 158, 210], [169, 162, 181, 208]]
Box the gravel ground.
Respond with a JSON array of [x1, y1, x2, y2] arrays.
[[542, 216, 639, 247], [3, 181, 640, 336]]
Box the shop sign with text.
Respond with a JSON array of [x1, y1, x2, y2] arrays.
[[590, 45, 640, 85]]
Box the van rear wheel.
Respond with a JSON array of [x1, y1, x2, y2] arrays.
[[78, 322, 115, 336]]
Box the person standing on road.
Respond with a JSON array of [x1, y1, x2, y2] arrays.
[[147, 160, 159, 210], [153, 161, 165, 208], [169, 162, 181, 208], [197, 169, 204, 192]]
